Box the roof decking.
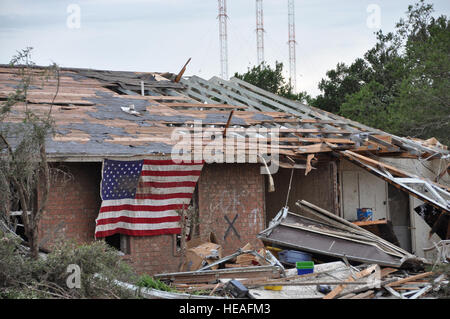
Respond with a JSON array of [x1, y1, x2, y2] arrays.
[[1, 65, 447, 163]]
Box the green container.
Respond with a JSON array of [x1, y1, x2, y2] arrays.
[[296, 261, 314, 269]]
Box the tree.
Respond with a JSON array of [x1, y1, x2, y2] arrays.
[[313, 1, 449, 145], [0, 48, 60, 259], [312, 58, 371, 113], [234, 61, 312, 104]]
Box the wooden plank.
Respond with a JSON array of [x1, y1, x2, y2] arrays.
[[164, 102, 247, 109], [380, 267, 399, 278], [182, 127, 352, 135], [186, 76, 273, 112], [154, 266, 281, 284], [27, 98, 95, 106], [386, 272, 434, 287], [207, 76, 290, 113], [323, 264, 378, 299], [353, 220, 389, 227]]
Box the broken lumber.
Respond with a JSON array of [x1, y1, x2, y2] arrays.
[[154, 265, 282, 284], [323, 264, 378, 299], [385, 271, 434, 287]]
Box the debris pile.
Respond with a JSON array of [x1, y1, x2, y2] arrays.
[[147, 201, 447, 299], [258, 200, 423, 268], [153, 242, 285, 298]]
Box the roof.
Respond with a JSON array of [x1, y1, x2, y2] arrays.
[[1, 64, 449, 213], [1, 64, 447, 163]]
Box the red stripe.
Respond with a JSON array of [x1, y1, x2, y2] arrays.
[[135, 193, 193, 200], [141, 170, 201, 177], [143, 159, 204, 165], [95, 227, 181, 238], [138, 181, 197, 188], [99, 203, 185, 213], [96, 215, 180, 226]]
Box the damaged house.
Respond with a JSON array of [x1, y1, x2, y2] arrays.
[[0, 64, 449, 276]]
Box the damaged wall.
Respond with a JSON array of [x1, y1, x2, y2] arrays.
[[265, 161, 338, 222], [409, 196, 444, 259], [197, 163, 266, 256], [340, 159, 389, 221], [379, 157, 450, 186], [39, 162, 102, 249], [338, 158, 449, 254]]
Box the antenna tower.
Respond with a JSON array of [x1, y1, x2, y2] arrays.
[[256, 0, 264, 65], [288, 0, 297, 91], [218, 0, 229, 79]]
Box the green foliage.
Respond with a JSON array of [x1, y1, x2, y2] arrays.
[[313, 59, 372, 113], [234, 61, 313, 104], [340, 80, 396, 130], [0, 231, 138, 299], [137, 274, 176, 292], [313, 1, 450, 145], [0, 47, 61, 259]]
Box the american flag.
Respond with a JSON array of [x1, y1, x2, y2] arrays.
[[95, 158, 204, 238]]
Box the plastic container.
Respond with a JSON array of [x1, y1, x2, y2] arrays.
[[357, 208, 373, 221], [296, 261, 314, 275], [297, 268, 314, 275], [278, 250, 312, 264], [264, 285, 283, 291], [296, 261, 314, 269]]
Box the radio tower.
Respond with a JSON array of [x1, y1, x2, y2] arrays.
[[256, 0, 264, 65], [218, 0, 229, 80], [288, 0, 297, 92]]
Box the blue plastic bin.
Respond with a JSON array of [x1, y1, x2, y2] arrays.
[[297, 268, 314, 275], [278, 250, 312, 264], [296, 261, 314, 275]]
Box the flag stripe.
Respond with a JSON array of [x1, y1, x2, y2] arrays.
[[95, 228, 181, 238], [143, 159, 204, 166], [140, 175, 200, 183], [136, 186, 195, 195], [142, 164, 204, 172], [96, 215, 180, 226], [135, 193, 194, 200], [100, 203, 186, 213], [138, 181, 197, 188], [140, 170, 202, 177], [99, 197, 192, 208], [96, 221, 180, 232], [97, 209, 180, 220]]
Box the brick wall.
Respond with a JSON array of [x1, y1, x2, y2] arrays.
[[197, 163, 266, 256], [39, 162, 266, 275], [124, 235, 181, 275], [39, 162, 102, 249]]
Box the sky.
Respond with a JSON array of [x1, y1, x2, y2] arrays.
[[0, 0, 449, 96]]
